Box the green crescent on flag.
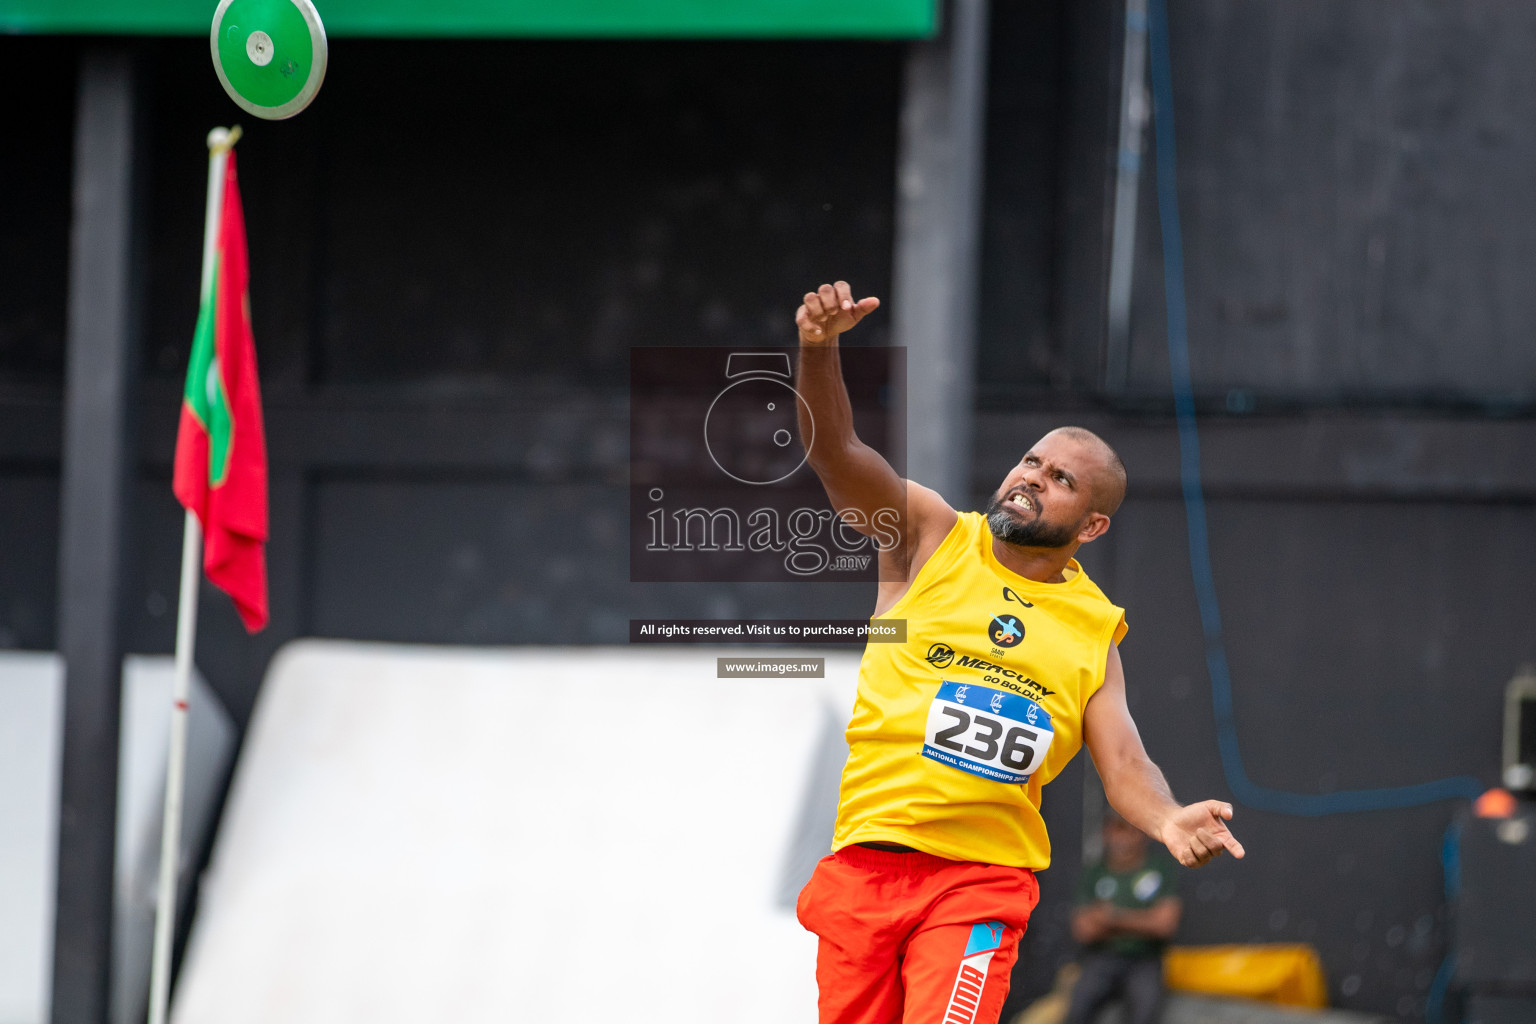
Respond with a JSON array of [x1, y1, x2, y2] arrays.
[[174, 149, 270, 632], [183, 265, 237, 486]]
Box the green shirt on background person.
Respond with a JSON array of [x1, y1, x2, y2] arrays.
[[1074, 850, 1180, 958]]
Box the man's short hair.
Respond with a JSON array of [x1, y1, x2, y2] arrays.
[[1051, 426, 1126, 517]]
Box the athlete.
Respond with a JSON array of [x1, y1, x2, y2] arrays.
[[791, 282, 1243, 1024]]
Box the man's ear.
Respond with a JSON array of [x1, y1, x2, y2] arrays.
[[1078, 513, 1111, 544]]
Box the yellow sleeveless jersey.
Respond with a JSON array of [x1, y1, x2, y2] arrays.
[[832, 511, 1128, 869]]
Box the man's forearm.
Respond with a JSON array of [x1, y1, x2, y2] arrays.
[[794, 341, 859, 468], [1071, 905, 1111, 945], [1102, 753, 1181, 841], [789, 283, 912, 545], [1101, 901, 1180, 941]]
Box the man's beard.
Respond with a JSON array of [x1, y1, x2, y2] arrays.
[[984, 494, 1082, 549]]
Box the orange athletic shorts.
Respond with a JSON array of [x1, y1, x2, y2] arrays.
[[796, 844, 1040, 1024]]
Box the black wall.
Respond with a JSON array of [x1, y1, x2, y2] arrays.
[[4, 3, 1535, 1018], [1, 31, 908, 724], [1126, 0, 1536, 404]]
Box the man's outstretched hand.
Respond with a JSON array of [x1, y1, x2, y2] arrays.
[[1159, 800, 1246, 868], [797, 281, 880, 345]]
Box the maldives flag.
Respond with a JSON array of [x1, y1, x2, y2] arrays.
[[173, 150, 269, 632]]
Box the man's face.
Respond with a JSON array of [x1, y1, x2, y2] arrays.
[[984, 432, 1105, 549]]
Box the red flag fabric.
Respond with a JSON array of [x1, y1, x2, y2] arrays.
[[172, 150, 269, 632]]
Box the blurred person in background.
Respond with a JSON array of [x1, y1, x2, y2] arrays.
[[1064, 808, 1182, 1024]]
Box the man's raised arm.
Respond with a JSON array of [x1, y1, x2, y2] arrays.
[[794, 281, 952, 574]]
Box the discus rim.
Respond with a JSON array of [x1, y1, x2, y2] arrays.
[[210, 0, 328, 121]]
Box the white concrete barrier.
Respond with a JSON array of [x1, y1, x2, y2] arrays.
[[0, 653, 229, 1024], [0, 653, 63, 1024], [172, 641, 861, 1024]]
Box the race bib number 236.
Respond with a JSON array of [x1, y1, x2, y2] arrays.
[[922, 681, 1053, 784]]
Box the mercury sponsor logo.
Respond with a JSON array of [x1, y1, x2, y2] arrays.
[[954, 654, 1056, 698], [926, 642, 956, 668]]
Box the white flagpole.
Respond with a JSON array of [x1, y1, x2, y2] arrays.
[[146, 124, 240, 1024]]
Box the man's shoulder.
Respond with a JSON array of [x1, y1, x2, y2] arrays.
[[1065, 560, 1120, 608]]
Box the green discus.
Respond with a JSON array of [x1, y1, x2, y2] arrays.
[[211, 0, 328, 120]]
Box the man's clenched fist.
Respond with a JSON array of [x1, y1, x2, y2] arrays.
[[797, 281, 881, 345]]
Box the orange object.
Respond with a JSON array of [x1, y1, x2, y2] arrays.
[[1474, 788, 1517, 818], [1163, 944, 1328, 1008], [797, 845, 1040, 1024]]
